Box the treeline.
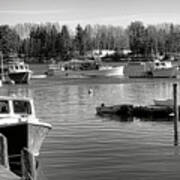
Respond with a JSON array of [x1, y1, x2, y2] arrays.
[[18, 24, 129, 62], [128, 22, 180, 58], [1, 21, 180, 63]]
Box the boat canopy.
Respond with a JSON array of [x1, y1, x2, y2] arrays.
[[0, 96, 35, 118], [8, 62, 29, 73]]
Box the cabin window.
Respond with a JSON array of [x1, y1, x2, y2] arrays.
[[9, 66, 14, 71], [13, 100, 31, 114], [0, 100, 9, 114], [15, 66, 19, 70], [20, 65, 24, 69]]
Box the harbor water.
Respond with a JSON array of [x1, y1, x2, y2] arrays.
[[1, 76, 180, 180]]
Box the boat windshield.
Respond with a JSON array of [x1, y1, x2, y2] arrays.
[[13, 100, 31, 114], [0, 100, 9, 114]]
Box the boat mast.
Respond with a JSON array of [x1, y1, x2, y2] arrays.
[[0, 51, 4, 81]]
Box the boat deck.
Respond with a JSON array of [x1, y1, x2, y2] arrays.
[[0, 166, 20, 180]]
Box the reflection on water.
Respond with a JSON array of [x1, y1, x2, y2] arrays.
[[0, 79, 180, 180], [1, 85, 32, 97]]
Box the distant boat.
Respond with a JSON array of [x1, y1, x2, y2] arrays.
[[0, 53, 32, 84], [123, 62, 152, 78], [151, 60, 178, 78], [123, 60, 178, 78], [7, 61, 32, 84], [46, 59, 124, 78], [31, 74, 47, 79], [153, 98, 173, 106], [0, 95, 52, 176]]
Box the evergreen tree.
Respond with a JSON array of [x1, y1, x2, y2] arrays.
[[127, 21, 146, 55], [74, 24, 86, 56], [0, 25, 20, 56], [56, 25, 72, 61]]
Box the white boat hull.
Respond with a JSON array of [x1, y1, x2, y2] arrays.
[[152, 67, 177, 78], [153, 99, 173, 106], [47, 66, 124, 78]]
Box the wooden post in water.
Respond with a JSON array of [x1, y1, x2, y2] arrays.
[[0, 134, 9, 169], [21, 148, 37, 180], [173, 83, 179, 146]]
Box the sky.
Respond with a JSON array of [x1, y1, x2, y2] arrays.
[[1, 0, 180, 28]]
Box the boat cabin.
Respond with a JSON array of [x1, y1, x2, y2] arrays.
[[153, 60, 173, 69], [0, 96, 36, 123], [8, 62, 30, 73]]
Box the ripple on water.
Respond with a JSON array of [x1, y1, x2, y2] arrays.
[[1, 79, 180, 180]]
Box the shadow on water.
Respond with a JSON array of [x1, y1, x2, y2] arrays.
[[0, 84, 32, 97]]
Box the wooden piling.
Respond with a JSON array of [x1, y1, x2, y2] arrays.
[[0, 134, 9, 169], [21, 148, 37, 180], [173, 83, 179, 146]]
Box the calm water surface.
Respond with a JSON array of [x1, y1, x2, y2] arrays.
[[1, 77, 180, 180]]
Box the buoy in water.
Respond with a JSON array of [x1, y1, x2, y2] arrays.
[[10, 80, 15, 85], [88, 88, 93, 95]]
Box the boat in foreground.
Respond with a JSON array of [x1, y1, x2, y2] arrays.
[[0, 95, 51, 176]]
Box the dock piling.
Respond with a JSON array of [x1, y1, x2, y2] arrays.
[[173, 83, 179, 146], [21, 148, 37, 180], [0, 134, 9, 169]]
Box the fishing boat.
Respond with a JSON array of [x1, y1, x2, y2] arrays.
[[46, 59, 124, 78], [123, 60, 178, 78], [0, 95, 51, 176], [7, 61, 32, 84], [0, 53, 32, 84], [85, 66, 124, 77], [153, 98, 173, 106], [123, 62, 152, 78], [151, 60, 178, 78]]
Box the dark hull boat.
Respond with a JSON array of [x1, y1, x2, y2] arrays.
[[0, 122, 51, 176], [0, 53, 32, 84], [0, 96, 51, 176], [7, 60, 32, 84], [8, 72, 31, 84]]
